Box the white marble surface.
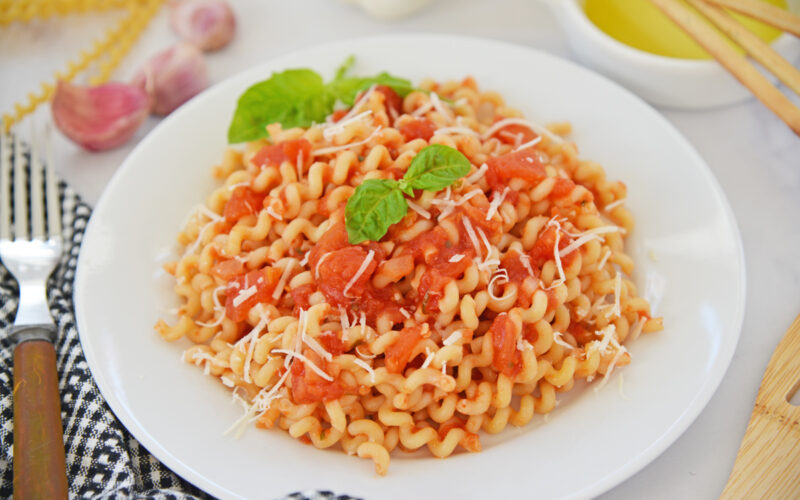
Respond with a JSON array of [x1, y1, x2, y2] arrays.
[[1, 1, 799, 498]]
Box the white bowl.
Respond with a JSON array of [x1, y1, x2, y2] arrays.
[[544, 0, 800, 109]]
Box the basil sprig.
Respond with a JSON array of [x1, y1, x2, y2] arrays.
[[227, 56, 413, 144], [345, 144, 471, 244]]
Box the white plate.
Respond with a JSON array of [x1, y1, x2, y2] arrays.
[[74, 34, 746, 500]]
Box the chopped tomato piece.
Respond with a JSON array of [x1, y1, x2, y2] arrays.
[[529, 226, 572, 268], [211, 258, 245, 280], [316, 246, 378, 303], [290, 283, 315, 313], [385, 326, 423, 374], [374, 85, 403, 116], [499, 250, 535, 284], [290, 351, 343, 404], [251, 138, 312, 168], [319, 331, 345, 356], [223, 186, 266, 223], [486, 148, 546, 190], [568, 322, 594, 345], [331, 109, 349, 122], [490, 313, 521, 377], [398, 118, 436, 142], [493, 123, 537, 146], [225, 267, 283, 322], [551, 177, 576, 199]]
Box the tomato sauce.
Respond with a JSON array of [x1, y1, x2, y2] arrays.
[[290, 350, 344, 404], [398, 118, 436, 142], [374, 85, 403, 117], [384, 326, 423, 374], [308, 223, 404, 324], [225, 267, 283, 322], [485, 148, 546, 190], [251, 138, 312, 168], [489, 313, 522, 377], [223, 186, 266, 223], [493, 122, 537, 146]]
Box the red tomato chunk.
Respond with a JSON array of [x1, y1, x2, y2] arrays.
[[486, 148, 546, 190], [223, 186, 265, 223], [225, 267, 283, 322], [490, 313, 521, 377], [251, 138, 312, 168], [385, 326, 423, 374], [399, 118, 436, 142]]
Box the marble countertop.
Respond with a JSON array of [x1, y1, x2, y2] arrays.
[[2, 1, 799, 498]]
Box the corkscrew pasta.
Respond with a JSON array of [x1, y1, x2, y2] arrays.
[[156, 75, 663, 475]]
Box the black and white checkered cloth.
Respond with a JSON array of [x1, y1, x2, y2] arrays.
[[0, 144, 355, 499]]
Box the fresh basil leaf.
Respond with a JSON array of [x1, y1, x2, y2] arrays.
[[334, 55, 356, 81], [345, 179, 407, 244], [330, 73, 414, 106], [227, 69, 334, 143], [403, 144, 471, 192]]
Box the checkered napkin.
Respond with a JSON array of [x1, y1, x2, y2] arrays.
[[0, 144, 354, 499]]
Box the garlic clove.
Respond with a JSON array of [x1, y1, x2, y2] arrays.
[[51, 80, 149, 152], [170, 0, 236, 52], [131, 43, 209, 116]]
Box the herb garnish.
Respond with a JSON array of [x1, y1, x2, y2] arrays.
[[345, 144, 471, 244], [227, 56, 413, 144]]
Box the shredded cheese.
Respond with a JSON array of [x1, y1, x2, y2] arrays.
[[481, 117, 564, 144], [604, 198, 626, 212], [356, 344, 377, 359], [421, 350, 435, 369], [265, 205, 283, 221], [461, 216, 483, 258], [607, 272, 622, 319], [486, 187, 510, 221], [519, 254, 535, 278], [597, 249, 612, 270], [272, 348, 333, 381], [299, 251, 310, 267], [344, 250, 375, 298], [242, 312, 270, 383], [399, 307, 411, 319], [232, 285, 257, 308], [552, 331, 573, 350], [411, 100, 434, 117], [312, 126, 382, 157], [449, 254, 465, 263], [271, 260, 295, 301], [296, 149, 304, 181], [429, 92, 452, 120], [322, 110, 373, 141], [315, 252, 332, 279], [353, 358, 376, 383], [434, 126, 479, 137], [465, 163, 488, 184], [442, 330, 463, 346], [514, 136, 542, 152], [559, 226, 621, 257], [303, 333, 333, 362], [406, 199, 431, 219], [488, 269, 510, 301], [594, 345, 628, 393]]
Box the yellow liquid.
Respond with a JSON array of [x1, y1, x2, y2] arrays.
[[584, 0, 787, 59]]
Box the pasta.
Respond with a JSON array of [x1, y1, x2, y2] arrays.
[[155, 75, 663, 475]]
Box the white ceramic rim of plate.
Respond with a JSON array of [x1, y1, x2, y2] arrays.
[[74, 33, 746, 500]]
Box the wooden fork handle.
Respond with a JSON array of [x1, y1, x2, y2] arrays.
[[12, 328, 68, 500], [720, 314, 800, 499]]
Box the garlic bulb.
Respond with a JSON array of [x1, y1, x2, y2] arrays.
[[132, 43, 209, 116], [170, 0, 236, 52], [51, 80, 149, 152]]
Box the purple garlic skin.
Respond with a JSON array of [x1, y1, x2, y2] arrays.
[[170, 0, 236, 52], [51, 80, 149, 152], [132, 43, 209, 116]]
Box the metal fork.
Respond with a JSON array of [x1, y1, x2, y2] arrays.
[[0, 129, 69, 499]]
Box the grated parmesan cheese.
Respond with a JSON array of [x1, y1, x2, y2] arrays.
[[406, 199, 431, 219], [604, 198, 626, 212], [481, 118, 564, 144], [271, 260, 295, 301], [442, 330, 463, 346], [272, 348, 333, 381], [322, 110, 373, 141], [514, 136, 542, 152], [488, 269, 510, 300], [485, 187, 510, 221], [597, 249, 612, 270], [461, 216, 483, 258], [558, 226, 621, 257], [232, 285, 257, 308], [465, 163, 488, 184], [519, 254, 535, 278], [421, 350, 435, 369], [448, 254, 465, 263], [353, 358, 376, 383], [312, 126, 382, 157], [303, 332, 333, 362]]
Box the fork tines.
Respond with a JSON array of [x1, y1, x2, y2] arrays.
[[0, 130, 62, 243]]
